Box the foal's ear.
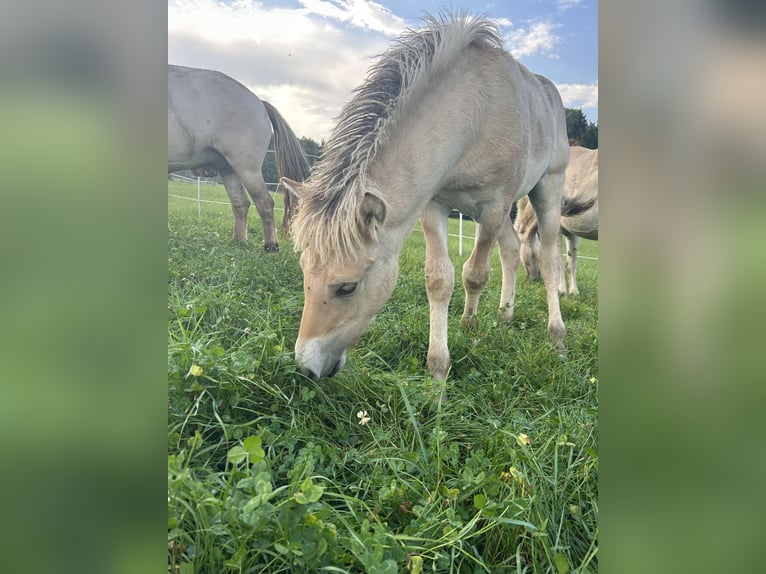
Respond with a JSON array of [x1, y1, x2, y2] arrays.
[[280, 177, 305, 200], [359, 192, 387, 240]]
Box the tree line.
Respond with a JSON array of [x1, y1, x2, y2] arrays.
[[565, 108, 598, 149]]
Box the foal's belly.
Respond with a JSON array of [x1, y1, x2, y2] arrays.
[[433, 186, 510, 222]]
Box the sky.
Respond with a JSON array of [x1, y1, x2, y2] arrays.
[[168, 0, 598, 142]]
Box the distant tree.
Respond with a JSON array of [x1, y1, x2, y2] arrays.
[[261, 148, 277, 187], [299, 137, 323, 166], [169, 135, 327, 187], [581, 122, 598, 149], [566, 108, 588, 144], [261, 136, 323, 187], [565, 108, 598, 149]]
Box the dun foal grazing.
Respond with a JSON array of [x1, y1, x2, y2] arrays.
[[284, 13, 569, 381], [168, 65, 310, 250], [515, 146, 598, 295]]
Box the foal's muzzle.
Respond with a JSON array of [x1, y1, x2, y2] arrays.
[[295, 339, 347, 380], [299, 359, 342, 381]]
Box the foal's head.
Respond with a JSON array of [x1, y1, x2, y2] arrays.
[[285, 179, 400, 379]]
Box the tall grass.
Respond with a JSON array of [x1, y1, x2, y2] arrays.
[[168, 182, 598, 573]]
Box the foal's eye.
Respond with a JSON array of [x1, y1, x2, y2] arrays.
[[335, 282, 358, 297]]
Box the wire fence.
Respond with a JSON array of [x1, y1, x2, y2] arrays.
[[168, 176, 598, 262], [168, 177, 479, 254]]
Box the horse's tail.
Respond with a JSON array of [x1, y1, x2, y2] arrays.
[[509, 201, 518, 224], [262, 101, 311, 237], [561, 195, 597, 218]]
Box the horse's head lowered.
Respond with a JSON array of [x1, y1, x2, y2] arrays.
[[283, 178, 400, 379]]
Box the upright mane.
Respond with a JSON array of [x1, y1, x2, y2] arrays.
[[292, 12, 504, 264]]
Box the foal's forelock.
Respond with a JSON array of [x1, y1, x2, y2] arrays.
[[291, 12, 504, 266], [293, 192, 368, 268]]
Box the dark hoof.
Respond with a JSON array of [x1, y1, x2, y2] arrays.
[[264, 244, 279, 253]]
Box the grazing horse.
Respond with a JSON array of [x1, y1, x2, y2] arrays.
[[515, 146, 598, 295], [283, 13, 569, 381], [168, 64, 309, 250]]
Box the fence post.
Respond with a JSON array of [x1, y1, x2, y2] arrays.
[[197, 177, 201, 218], [458, 212, 463, 257]]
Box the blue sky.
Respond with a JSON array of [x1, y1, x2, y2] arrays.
[[169, 0, 597, 141]]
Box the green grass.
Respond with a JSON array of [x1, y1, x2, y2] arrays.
[[168, 181, 598, 573]]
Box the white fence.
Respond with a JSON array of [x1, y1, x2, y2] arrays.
[[168, 177, 597, 261], [169, 177, 479, 255]]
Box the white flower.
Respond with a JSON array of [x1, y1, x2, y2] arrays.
[[356, 410, 371, 425]]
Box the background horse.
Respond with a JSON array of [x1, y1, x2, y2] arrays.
[[168, 64, 309, 251], [284, 13, 569, 383], [515, 146, 598, 295]]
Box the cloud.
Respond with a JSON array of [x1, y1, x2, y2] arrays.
[[557, 0, 583, 12], [556, 82, 599, 112], [168, 2, 596, 139], [168, 0, 396, 141], [298, 0, 406, 36], [505, 21, 562, 59]]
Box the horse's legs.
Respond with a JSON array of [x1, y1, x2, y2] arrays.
[[520, 230, 542, 282], [239, 168, 278, 252], [461, 214, 504, 329], [528, 176, 567, 353], [220, 170, 250, 243], [564, 231, 579, 295], [496, 217, 521, 323], [558, 233, 567, 295], [421, 201, 454, 381]]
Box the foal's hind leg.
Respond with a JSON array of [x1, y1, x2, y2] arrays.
[[496, 217, 521, 323], [461, 213, 505, 329], [529, 178, 567, 353], [558, 234, 567, 295], [239, 168, 279, 252], [220, 170, 250, 243]]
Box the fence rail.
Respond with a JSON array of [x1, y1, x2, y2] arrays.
[[168, 173, 217, 185]]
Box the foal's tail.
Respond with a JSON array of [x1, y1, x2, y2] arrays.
[[561, 195, 597, 218], [509, 201, 518, 224], [262, 101, 311, 237]]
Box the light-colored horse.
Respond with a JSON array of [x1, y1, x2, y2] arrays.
[[283, 14, 569, 381], [168, 64, 309, 251], [515, 146, 598, 295]]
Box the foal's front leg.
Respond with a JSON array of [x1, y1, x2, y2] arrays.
[[421, 202, 454, 381]]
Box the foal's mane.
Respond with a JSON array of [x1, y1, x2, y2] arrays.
[[292, 12, 503, 264]]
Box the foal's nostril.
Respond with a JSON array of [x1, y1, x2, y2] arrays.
[[327, 360, 341, 378], [299, 366, 319, 381]]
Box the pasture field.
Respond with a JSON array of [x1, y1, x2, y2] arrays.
[[168, 181, 598, 573]]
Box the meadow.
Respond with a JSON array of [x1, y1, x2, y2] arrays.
[[168, 181, 598, 573]]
